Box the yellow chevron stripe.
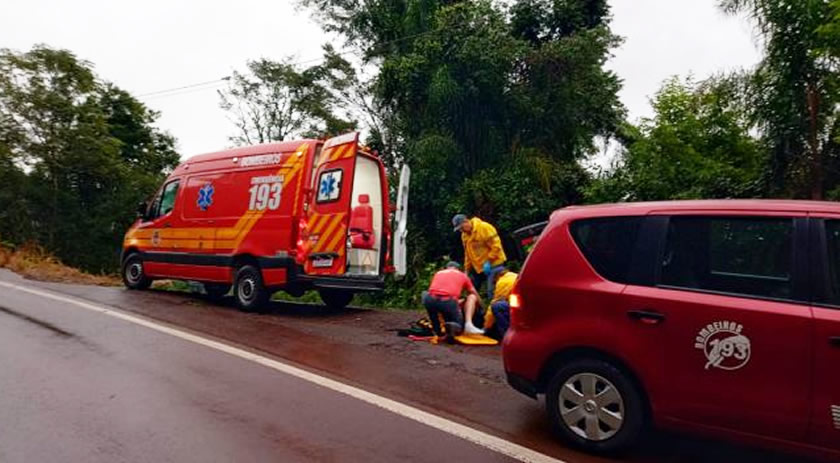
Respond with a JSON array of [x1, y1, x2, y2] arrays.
[[292, 164, 304, 216], [310, 214, 329, 234], [318, 147, 334, 166], [324, 221, 347, 253], [329, 145, 349, 162], [314, 214, 345, 253], [314, 215, 342, 252]]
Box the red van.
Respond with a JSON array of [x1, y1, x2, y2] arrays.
[[503, 200, 840, 460], [121, 132, 410, 311]]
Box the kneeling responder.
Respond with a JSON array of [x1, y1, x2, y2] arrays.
[[422, 262, 485, 340]]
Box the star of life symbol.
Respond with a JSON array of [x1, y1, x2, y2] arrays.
[[197, 183, 214, 211], [694, 320, 751, 370], [317, 170, 342, 202]]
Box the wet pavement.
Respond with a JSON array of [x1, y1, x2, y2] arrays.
[[0, 269, 818, 462]]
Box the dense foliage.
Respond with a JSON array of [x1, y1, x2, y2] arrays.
[[0, 46, 179, 272], [301, 0, 624, 272], [591, 0, 840, 203], [717, 0, 839, 199], [587, 76, 764, 202]]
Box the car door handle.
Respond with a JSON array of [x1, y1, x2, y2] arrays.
[[163, 223, 172, 228], [627, 310, 666, 325], [829, 336, 840, 347]]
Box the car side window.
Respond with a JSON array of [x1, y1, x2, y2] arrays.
[[660, 216, 794, 301], [570, 217, 643, 284], [820, 220, 840, 306], [149, 180, 180, 220]]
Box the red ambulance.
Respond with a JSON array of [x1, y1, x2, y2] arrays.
[[121, 132, 410, 312]]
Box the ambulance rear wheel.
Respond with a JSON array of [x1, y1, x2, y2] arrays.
[[122, 253, 151, 290], [318, 289, 353, 311], [234, 265, 269, 313]]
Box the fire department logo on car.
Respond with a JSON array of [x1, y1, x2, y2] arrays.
[[694, 321, 751, 371]]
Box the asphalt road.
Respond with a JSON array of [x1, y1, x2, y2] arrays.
[[0, 269, 818, 463], [0, 278, 522, 462]]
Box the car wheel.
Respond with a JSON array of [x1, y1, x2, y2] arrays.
[[122, 253, 151, 290], [318, 289, 353, 311], [204, 283, 231, 300], [545, 358, 646, 455], [234, 265, 268, 313]]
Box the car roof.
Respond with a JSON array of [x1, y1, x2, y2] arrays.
[[560, 199, 840, 216]]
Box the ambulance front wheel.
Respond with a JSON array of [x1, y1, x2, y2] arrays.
[[318, 289, 354, 311], [234, 265, 269, 313], [122, 253, 151, 290]]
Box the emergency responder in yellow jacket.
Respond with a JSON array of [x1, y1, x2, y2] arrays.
[[452, 214, 507, 301]]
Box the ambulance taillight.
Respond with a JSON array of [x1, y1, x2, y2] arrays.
[[295, 218, 310, 265]]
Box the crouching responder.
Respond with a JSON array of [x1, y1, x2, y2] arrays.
[[489, 269, 518, 339], [421, 262, 485, 340], [452, 214, 507, 301]]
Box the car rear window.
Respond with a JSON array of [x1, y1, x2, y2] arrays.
[[570, 217, 643, 284], [660, 216, 794, 301], [820, 220, 840, 306]]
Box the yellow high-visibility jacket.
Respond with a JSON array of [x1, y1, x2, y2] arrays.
[[461, 217, 506, 274], [485, 271, 518, 330], [492, 271, 518, 304]]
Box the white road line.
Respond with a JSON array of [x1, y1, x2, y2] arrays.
[[0, 281, 565, 463]]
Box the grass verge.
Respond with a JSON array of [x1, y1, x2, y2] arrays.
[[0, 243, 120, 286]]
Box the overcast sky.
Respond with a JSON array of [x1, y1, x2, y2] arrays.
[[1, 0, 761, 158]]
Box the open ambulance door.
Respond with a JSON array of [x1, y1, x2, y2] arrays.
[[304, 132, 359, 276], [393, 164, 410, 277]]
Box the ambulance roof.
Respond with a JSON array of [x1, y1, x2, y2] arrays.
[[182, 139, 322, 165]]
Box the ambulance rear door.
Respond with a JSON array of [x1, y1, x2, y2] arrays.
[[304, 132, 359, 275], [392, 164, 410, 277]]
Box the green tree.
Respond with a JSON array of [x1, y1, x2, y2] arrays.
[[219, 46, 357, 146], [301, 0, 624, 267], [720, 0, 840, 199], [588, 76, 764, 202], [819, 0, 840, 59], [0, 45, 179, 272]]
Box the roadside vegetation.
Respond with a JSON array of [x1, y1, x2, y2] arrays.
[[0, 241, 119, 286], [1, 0, 839, 308]]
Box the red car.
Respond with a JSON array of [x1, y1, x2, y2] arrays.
[[503, 200, 840, 460]]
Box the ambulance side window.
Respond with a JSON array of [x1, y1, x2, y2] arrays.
[[149, 180, 180, 220]]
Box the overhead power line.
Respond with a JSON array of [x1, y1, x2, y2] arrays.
[[137, 77, 231, 98], [136, 27, 445, 100]]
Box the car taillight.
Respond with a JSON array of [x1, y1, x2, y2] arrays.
[[510, 292, 521, 310], [509, 283, 526, 328]]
